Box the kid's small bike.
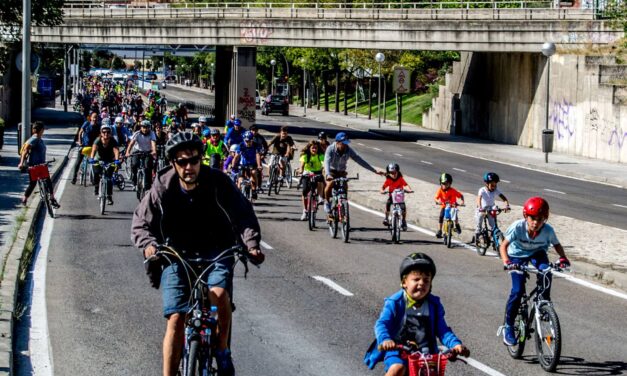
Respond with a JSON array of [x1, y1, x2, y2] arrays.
[[442, 203, 463, 248], [380, 342, 464, 376], [385, 189, 412, 244], [475, 205, 508, 256]]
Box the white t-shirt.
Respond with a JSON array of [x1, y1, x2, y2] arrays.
[[131, 130, 156, 152], [477, 186, 502, 209]]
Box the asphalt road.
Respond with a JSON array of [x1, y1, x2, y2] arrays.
[[159, 84, 214, 106]]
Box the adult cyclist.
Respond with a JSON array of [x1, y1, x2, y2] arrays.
[[232, 131, 262, 199], [72, 111, 100, 184], [204, 128, 228, 169], [132, 132, 264, 376], [323, 132, 383, 213], [126, 120, 157, 189]]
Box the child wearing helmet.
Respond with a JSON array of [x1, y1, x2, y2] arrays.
[[364, 253, 469, 374], [434, 173, 464, 238], [499, 196, 570, 347], [381, 163, 413, 231], [474, 172, 511, 245]]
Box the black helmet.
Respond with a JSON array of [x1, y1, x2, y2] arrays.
[[439, 173, 452, 184], [483, 172, 500, 183], [386, 162, 400, 173], [318, 131, 327, 139], [399, 253, 436, 280], [165, 132, 204, 160]]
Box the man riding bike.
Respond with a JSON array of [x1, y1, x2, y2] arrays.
[[267, 126, 295, 182], [72, 111, 100, 184], [131, 132, 264, 376], [126, 120, 157, 189], [232, 131, 263, 199]]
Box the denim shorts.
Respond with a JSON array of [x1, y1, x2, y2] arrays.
[[160, 259, 233, 317]]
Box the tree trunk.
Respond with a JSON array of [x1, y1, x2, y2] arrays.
[[335, 69, 340, 113], [343, 71, 348, 116], [368, 77, 372, 120], [324, 72, 329, 112]]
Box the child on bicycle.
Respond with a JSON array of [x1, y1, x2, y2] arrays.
[[499, 197, 570, 346], [434, 173, 464, 238], [298, 140, 325, 221], [474, 172, 511, 245], [364, 253, 470, 375], [381, 163, 413, 231]]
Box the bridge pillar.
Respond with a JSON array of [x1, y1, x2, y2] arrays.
[[214, 46, 257, 130]]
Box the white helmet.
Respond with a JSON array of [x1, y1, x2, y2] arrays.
[[115, 116, 123, 124], [229, 144, 239, 153]]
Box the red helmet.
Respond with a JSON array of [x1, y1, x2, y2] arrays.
[[523, 197, 549, 219]]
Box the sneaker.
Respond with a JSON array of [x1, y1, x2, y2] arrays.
[[382, 218, 389, 227], [107, 197, 114, 205], [401, 220, 408, 231], [71, 178, 77, 185], [215, 349, 235, 376], [435, 230, 443, 239], [252, 190, 258, 200], [324, 201, 332, 213], [502, 325, 517, 346], [21, 196, 28, 206], [317, 196, 325, 205], [50, 199, 61, 209], [94, 189, 99, 196], [474, 233, 481, 246], [455, 223, 462, 234], [300, 210, 308, 221]]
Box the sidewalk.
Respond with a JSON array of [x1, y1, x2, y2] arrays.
[[295, 105, 627, 189]]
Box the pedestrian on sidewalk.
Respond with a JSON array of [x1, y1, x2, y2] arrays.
[[17, 121, 61, 208]]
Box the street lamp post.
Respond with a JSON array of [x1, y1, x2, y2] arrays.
[[199, 64, 202, 88], [541, 42, 556, 164], [210, 63, 214, 91], [301, 57, 306, 117], [270, 59, 276, 95], [375, 52, 385, 128]]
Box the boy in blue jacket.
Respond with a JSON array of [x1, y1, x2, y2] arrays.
[[364, 253, 469, 375]]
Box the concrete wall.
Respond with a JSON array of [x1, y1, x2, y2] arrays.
[[423, 52, 627, 164]]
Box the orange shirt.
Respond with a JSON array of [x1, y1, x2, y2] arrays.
[[382, 176, 408, 193], [434, 187, 463, 208]]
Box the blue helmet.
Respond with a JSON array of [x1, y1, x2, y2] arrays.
[[233, 118, 242, 127], [335, 132, 350, 144], [202, 128, 211, 137], [243, 131, 254, 141]]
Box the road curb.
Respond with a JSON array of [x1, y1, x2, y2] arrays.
[[0, 141, 74, 375]]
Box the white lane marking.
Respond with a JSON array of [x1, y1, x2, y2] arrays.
[[462, 357, 508, 376], [373, 147, 382, 152], [357, 142, 365, 146], [453, 168, 466, 173], [348, 201, 627, 301], [420, 160, 433, 165], [544, 188, 566, 195], [501, 179, 511, 183], [613, 204, 627, 209], [414, 141, 624, 189], [393, 153, 403, 157], [311, 276, 354, 297], [260, 240, 274, 250]]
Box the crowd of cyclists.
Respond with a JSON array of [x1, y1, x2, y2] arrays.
[[16, 73, 575, 375]]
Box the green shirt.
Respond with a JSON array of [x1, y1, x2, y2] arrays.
[[300, 153, 324, 173]]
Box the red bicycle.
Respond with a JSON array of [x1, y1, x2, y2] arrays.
[[28, 160, 55, 218]]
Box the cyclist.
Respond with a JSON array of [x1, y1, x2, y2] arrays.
[[364, 253, 470, 375], [72, 111, 100, 184], [204, 128, 228, 169], [224, 118, 244, 148], [249, 124, 268, 155], [232, 131, 262, 199], [111, 116, 130, 149], [267, 126, 295, 181], [434, 173, 464, 238], [380, 163, 413, 231], [322, 132, 383, 214], [298, 140, 325, 221], [125, 120, 157, 190], [89, 124, 120, 205], [131, 132, 264, 376], [224, 113, 236, 133], [177, 103, 188, 124], [318, 131, 330, 153], [191, 122, 202, 138], [499, 197, 570, 346], [474, 172, 511, 246], [17, 121, 61, 208], [198, 115, 209, 130]]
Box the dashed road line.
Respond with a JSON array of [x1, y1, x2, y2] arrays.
[[613, 204, 627, 209], [393, 153, 403, 157], [357, 142, 365, 146], [420, 160, 433, 165], [311, 276, 354, 296], [260, 240, 274, 250], [501, 179, 511, 183], [544, 188, 566, 195], [453, 168, 466, 173], [372, 147, 382, 152]]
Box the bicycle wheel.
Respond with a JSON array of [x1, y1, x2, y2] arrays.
[[39, 180, 54, 219], [100, 179, 106, 215], [477, 231, 489, 256], [308, 191, 316, 231], [274, 172, 282, 195], [116, 173, 126, 191], [185, 338, 201, 376], [80, 161, 87, 186], [446, 221, 453, 248], [392, 215, 401, 244], [328, 207, 339, 239], [341, 202, 350, 243], [136, 170, 144, 201], [507, 308, 528, 359], [286, 163, 293, 189], [140, 169, 149, 200], [534, 303, 562, 372]]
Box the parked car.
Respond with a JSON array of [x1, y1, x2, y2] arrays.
[[261, 94, 289, 116]]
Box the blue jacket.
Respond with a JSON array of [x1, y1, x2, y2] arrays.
[[363, 290, 462, 370]]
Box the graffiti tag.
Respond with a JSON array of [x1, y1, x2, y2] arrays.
[[240, 21, 273, 44], [551, 99, 576, 140], [608, 129, 627, 150]]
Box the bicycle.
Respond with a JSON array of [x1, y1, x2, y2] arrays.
[[132, 151, 153, 201], [475, 206, 507, 256], [497, 263, 568, 372], [380, 343, 457, 376], [238, 167, 254, 203], [266, 154, 282, 196], [147, 244, 254, 376], [156, 145, 167, 172], [28, 159, 56, 219], [77, 146, 93, 187], [385, 189, 412, 244], [328, 175, 359, 243], [93, 161, 116, 215], [441, 203, 463, 249], [301, 172, 323, 231]]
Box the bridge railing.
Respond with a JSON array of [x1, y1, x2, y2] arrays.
[[62, 1, 596, 20]]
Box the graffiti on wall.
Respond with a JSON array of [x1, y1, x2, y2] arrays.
[[240, 21, 274, 44], [608, 129, 627, 150], [588, 107, 626, 151], [551, 99, 576, 141]]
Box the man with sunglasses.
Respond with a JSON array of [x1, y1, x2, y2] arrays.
[[231, 131, 262, 200], [132, 132, 264, 376], [89, 124, 120, 204]]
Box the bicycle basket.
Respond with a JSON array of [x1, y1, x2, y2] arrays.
[[392, 189, 405, 204], [28, 164, 50, 181], [407, 353, 448, 376]]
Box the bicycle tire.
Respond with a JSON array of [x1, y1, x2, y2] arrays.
[[116, 173, 126, 191], [341, 202, 350, 243], [507, 308, 528, 359], [328, 207, 339, 239], [136, 170, 144, 201], [534, 303, 562, 372], [140, 169, 149, 200], [185, 338, 201, 376], [392, 215, 401, 244], [477, 231, 489, 256], [308, 191, 316, 231], [100, 179, 106, 215], [446, 221, 453, 248], [274, 173, 282, 195], [286, 163, 293, 188], [80, 161, 87, 186], [39, 180, 54, 219]]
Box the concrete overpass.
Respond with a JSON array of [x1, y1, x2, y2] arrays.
[[30, 2, 624, 52]]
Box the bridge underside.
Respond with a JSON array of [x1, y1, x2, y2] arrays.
[[32, 18, 623, 52]]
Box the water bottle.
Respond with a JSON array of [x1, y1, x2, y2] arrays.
[[443, 205, 451, 220]]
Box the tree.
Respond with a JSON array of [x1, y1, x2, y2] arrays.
[[111, 56, 126, 70], [145, 60, 152, 71], [134, 60, 142, 70]]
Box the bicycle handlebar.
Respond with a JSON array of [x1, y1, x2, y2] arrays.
[[505, 262, 570, 274]]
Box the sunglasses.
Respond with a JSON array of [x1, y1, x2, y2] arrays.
[[101, 130, 111, 134], [174, 155, 201, 167]]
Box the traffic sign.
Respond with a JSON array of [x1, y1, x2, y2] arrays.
[[15, 52, 40, 72], [393, 67, 410, 94]]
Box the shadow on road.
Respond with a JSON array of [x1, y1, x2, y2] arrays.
[[517, 355, 627, 375]]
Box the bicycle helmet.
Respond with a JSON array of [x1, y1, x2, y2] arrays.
[[483, 172, 500, 183], [439, 173, 453, 184], [100, 124, 112, 132], [210, 128, 220, 136], [202, 128, 211, 138], [399, 253, 436, 280], [229, 144, 240, 153], [229, 114, 236, 120], [523, 196, 550, 219], [101, 118, 111, 126], [233, 119, 242, 127], [199, 116, 208, 123], [318, 131, 327, 139], [140, 120, 151, 128], [165, 132, 204, 160], [114, 116, 123, 124], [386, 162, 400, 173], [243, 131, 254, 141], [191, 123, 200, 129]]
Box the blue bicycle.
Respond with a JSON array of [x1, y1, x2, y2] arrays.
[[475, 206, 508, 256]]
